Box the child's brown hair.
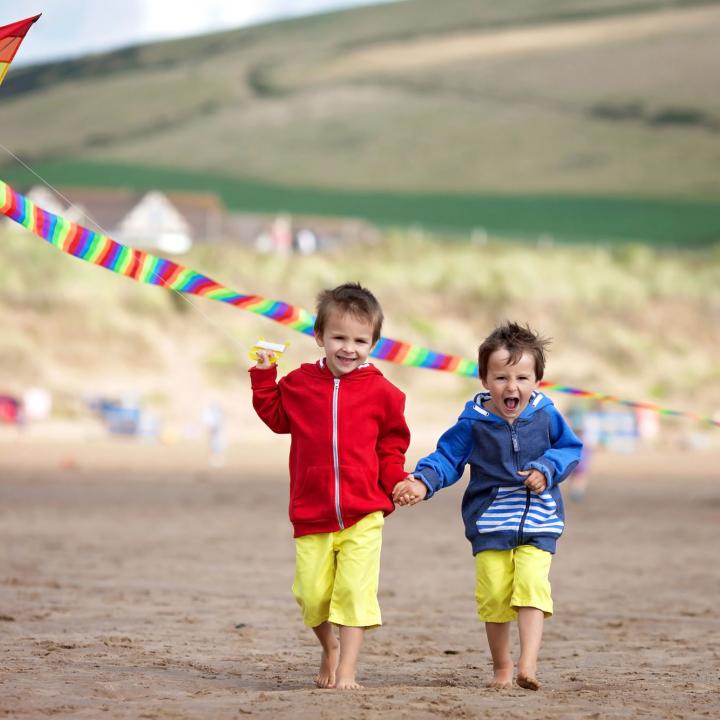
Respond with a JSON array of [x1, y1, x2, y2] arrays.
[[478, 322, 550, 381], [314, 282, 384, 344]]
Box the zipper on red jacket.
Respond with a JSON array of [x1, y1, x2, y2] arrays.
[[332, 377, 344, 529]]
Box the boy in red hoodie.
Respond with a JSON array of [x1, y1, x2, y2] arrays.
[[249, 283, 410, 690]]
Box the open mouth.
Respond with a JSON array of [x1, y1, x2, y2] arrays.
[[504, 397, 519, 411]]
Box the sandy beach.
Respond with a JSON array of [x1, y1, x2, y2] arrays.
[[1, 434, 719, 719]]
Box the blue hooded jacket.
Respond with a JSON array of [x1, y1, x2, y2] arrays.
[[414, 391, 582, 555]]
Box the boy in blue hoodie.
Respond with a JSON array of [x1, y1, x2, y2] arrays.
[[392, 322, 582, 691]]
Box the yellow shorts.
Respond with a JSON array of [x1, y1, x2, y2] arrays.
[[475, 545, 553, 623], [292, 511, 384, 629]]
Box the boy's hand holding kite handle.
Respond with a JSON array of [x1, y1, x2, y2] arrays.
[[254, 349, 276, 369], [250, 339, 287, 369]]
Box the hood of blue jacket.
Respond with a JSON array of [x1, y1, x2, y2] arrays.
[[458, 390, 554, 424]]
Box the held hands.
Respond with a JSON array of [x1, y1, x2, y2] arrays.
[[392, 475, 428, 507], [518, 468, 547, 493]]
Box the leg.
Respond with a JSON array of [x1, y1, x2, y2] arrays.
[[484, 622, 513, 688], [511, 546, 553, 691], [292, 532, 337, 688], [311, 621, 340, 689], [328, 513, 385, 689], [335, 625, 365, 689], [516, 607, 544, 690], [475, 549, 516, 688]]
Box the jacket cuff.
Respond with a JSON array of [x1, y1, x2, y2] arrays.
[[413, 470, 436, 500], [249, 365, 278, 388], [526, 461, 553, 489]]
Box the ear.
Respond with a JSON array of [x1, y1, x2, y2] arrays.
[[480, 375, 489, 390], [314, 332, 324, 349]]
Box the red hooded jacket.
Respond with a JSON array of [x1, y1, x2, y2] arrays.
[[250, 360, 410, 538]]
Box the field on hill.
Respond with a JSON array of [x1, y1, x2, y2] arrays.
[[2, 0, 719, 239], [4, 161, 720, 244]]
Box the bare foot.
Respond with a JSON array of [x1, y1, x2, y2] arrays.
[[335, 662, 362, 690], [516, 672, 541, 691], [486, 664, 513, 689], [315, 644, 339, 689], [335, 675, 363, 690]]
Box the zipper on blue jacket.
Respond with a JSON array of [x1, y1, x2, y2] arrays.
[[332, 377, 344, 529], [509, 423, 526, 543], [509, 425, 519, 469]]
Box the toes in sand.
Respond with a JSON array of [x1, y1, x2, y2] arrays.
[[487, 665, 513, 689], [516, 673, 541, 691], [335, 678, 363, 690], [486, 679, 512, 689]]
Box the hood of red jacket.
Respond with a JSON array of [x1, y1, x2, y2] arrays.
[[296, 359, 384, 383]]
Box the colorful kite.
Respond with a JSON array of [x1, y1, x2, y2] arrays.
[[1, 179, 718, 428], [0, 14, 41, 88]]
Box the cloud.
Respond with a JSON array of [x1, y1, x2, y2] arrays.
[[6, 1, 146, 64], [5, 0, 400, 66]]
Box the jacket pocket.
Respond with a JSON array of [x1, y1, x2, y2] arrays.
[[523, 492, 564, 536], [290, 465, 336, 524], [474, 486, 527, 535], [338, 464, 390, 517]]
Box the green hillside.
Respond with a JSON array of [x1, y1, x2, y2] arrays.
[[2, 0, 720, 241], [4, 160, 720, 245]]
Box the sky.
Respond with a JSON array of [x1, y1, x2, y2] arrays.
[[5, 0, 401, 66]]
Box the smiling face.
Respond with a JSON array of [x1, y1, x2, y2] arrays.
[[481, 347, 539, 423], [315, 310, 375, 377]]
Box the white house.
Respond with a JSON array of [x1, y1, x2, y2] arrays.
[[115, 191, 193, 254]]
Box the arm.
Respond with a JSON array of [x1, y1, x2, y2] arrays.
[[376, 392, 411, 495], [412, 418, 474, 499], [248, 359, 291, 434], [523, 408, 583, 489]]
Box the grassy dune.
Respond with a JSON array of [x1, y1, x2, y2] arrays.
[[2, 223, 719, 426], [2, 2, 719, 429]]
